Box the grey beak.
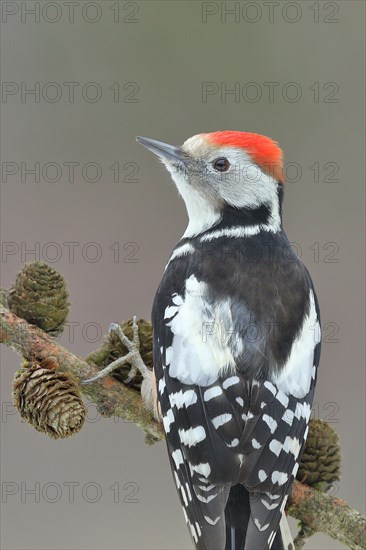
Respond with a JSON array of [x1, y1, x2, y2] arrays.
[[136, 136, 188, 163]]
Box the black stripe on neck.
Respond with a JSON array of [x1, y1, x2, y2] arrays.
[[186, 204, 272, 244], [178, 205, 270, 246], [179, 186, 284, 245], [220, 203, 271, 227]]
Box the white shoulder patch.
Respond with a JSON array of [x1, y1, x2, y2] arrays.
[[272, 290, 321, 398], [166, 275, 237, 385]]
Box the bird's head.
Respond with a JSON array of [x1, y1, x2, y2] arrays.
[[137, 131, 284, 238]]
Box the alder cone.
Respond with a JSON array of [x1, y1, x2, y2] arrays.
[[13, 362, 86, 439], [297, 419, 341, 488]]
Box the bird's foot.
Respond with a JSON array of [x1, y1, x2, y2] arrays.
[[81, 316, 149, 385]]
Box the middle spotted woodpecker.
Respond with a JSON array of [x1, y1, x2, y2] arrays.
[[136, 131, 321, 550]]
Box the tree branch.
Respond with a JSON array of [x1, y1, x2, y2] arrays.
[[0, 304, 164, 444], [290, 481, 365, 550]]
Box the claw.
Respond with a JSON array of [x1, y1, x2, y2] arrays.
[[109, 322, 119, 334], [124, 365, 138, 384]]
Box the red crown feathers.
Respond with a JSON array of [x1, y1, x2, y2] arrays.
[[204, 131, 284, 183]]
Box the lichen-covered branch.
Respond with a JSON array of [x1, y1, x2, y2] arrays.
[[0, 304, 163, 444], [289, 481, 366, 550]]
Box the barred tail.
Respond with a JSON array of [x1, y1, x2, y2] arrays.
[[224, 484, 292, 550]]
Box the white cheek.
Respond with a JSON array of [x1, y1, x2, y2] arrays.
[[207, 149, 281, 232], [165, 166, 221, 239], [162, 145, 281, 238]]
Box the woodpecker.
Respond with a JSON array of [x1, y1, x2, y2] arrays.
[[137, 131, 321, 550]]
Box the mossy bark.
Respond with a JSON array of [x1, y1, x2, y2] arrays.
[[289, 481, 366, 550], [0, 305, 163, 444]]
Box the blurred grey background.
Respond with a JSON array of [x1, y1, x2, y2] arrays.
[[1, 1, 365, 549]]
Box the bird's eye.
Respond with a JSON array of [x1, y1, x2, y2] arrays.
[[212, 158, 230, 172]]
